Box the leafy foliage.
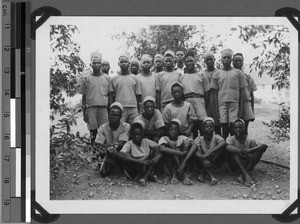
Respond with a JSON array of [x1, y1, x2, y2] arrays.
[[113, 25, 223, 70], [263, 105, 290, 143], [50, 25, 86, 116], [233, 25, 290, 90]]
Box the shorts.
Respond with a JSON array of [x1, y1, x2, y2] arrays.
[[242, 101, 255, 121], [185, 97, 207, 121], [218, 102, 239, 124], [87, 106, 108, 130], [121, 107, 139, 125]]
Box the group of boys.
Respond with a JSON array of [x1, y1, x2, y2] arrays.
[[77, 49, 268, 187]]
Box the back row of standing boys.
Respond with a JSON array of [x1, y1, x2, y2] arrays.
[[78, 49, 268, 187]]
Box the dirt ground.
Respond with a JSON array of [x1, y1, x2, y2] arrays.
[[50, 102, 291, 201]]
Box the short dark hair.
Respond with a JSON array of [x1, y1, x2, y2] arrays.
[[183, 51, 195, 61], [129, 123, 144, 140], [169, 121, 180, 130]]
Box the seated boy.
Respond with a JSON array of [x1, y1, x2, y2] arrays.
[[158, 119, 198, 185], [193, 117, 226, 186], [117, 120, 163, 186], [134, 96, 165, 142], [94, 102, 130, 177], [162, 82, 197, 139], [225, 118, 268, 187]]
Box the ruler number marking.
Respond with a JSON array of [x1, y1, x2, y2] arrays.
[[4, 201, 10, 206], [3, 135, 10, 140]]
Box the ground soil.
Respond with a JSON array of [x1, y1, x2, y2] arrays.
[[50, 102, 291, 201]]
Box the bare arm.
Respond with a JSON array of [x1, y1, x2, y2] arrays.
[[159, 144, 187, 156], [144, 127, 163, 138], [117, 152, 150, 166], [203, 139, 226, 159], [250, 92, 255, 112], [82, 95, 88, 123]]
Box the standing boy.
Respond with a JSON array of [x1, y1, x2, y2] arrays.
[[174, 50, 186, 75], [109, 54, 142, 124], [232, 53, 257, 134], [79, 51, 111, 143], [152, 54, 164, 76], [94, 102, 130, 177], [136, 54, 156, 113], [226, 118, 268, 187], [134, 96, 165, 142], [162, 82, 197, 139], [130, 57, 140, 75], [156, 50, 181, 112], [210, 49, 247, 139], [180, 51, 210, 137], [202, 51, 221, 135]]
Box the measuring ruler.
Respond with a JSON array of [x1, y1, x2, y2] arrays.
[[2, 1, 30, 222]]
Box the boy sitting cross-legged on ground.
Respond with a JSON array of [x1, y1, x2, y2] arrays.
[[225, 118, 268, 187], [158, 119, 198, 185], [117, 120, 163, 186], [94, 102, 130, 177], [193, 117, 226, 186]]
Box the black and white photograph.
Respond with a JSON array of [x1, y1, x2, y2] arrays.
[[35, 16, 298, 214]]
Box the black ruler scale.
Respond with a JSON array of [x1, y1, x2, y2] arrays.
[[2, 1, 28, 222]]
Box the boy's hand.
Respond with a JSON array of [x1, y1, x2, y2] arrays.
[[141, 160, 153, 166]]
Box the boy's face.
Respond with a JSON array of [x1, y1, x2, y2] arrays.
[[132, 128, 143, 145], [91, 58, 102, 72], [171, 86, 183, 101], [221, 55, 232, 67], [164, 56, 174, 69], [154, 58, 163, 69], [203, 121, 214, 135], [168, 123, 179, 139], [109, 108, 122, 124], [130, 61, 139, 74], [101, 62, 110, 74], [118, 57, 130, 72], [176, 51, 184, 62], [204, 56, 215, 68], [141, 59, 152, 71], [184, 56, 195, 71], [234, 121, 245, 137], [232, 56, 244, 69], [144, 101, 155, 116]]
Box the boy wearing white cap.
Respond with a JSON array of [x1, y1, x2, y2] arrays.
[[202, 51, 221, 135], [210, 48, 247, 139], [134, 96, 165, 142], [79, 51, 111, 143], [193, 117, 226, 186], [156, 50, 181, 112], [158, 119, 198, 185], [117, 120, 163, 186], [109, 54, 142, 124], [136, 54, 157, 113], [94, 102, 130, 177], [226, 118, 268, 187]]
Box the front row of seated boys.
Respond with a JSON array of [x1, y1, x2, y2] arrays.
[[94, 97, 268, 188]]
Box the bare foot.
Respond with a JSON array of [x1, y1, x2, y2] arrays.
[[183, 175, 193, 185], [139, 178, 146, 186], [243, 175, 254, 187], [210, 177, 219, 186], [170, 175, 179, 184], [236, 174, 243, 183], [203, 159, 212, 168], [198, 173, 205, 182], [149, 174, 162, 183]]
